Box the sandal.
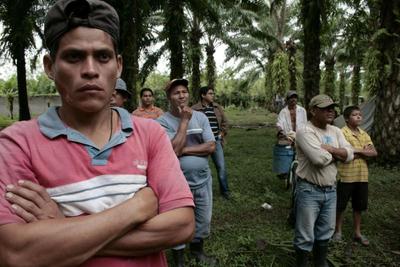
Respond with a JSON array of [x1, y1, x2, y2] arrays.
[[353, 235, 370, 246], [331, 232, 342, 242]]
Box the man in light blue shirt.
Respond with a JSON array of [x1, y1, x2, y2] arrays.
[[157, 78, 216, 267]]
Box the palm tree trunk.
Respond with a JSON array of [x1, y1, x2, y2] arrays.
[[286, 39, 297, 92], [118, 0, 139, 111], [190, 15, 202, 103], [302, 0, 322, 109], [166, 0, 185, 79], [372, 0, 400, 165], [16, 44, 30, 121], [338, 70, 346, 113], [351, 63, 361, 105], [324, 56, 336, 99], [206, 37, 216, 90]]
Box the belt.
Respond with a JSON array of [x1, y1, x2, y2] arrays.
[[297, 177, 335, 190]]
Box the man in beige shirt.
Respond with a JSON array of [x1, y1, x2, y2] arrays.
[[294, 94, 353, 267]]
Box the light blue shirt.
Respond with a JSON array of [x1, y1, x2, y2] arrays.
[[157, 111, 215, 188]]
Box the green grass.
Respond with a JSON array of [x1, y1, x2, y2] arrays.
[[225, 107, 277, 127], [167, 109, 400, 266]]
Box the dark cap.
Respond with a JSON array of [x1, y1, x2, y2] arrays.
[[115, 78, 131, 98], [45, 0, 120, 50], [286, 90, 298, 100], [164, 78, 189, 94], [309, 94, 338, 108]]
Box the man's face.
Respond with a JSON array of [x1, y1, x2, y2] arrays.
[[287, 96, 297, 107], [311, 105, 336, 125], [168, 85, 189, 109], [44, 27, 122, 113], [202, 89, 214, 104], [110, 91, 127, 107], [141, 91, 154, 107], [347, 109, 362, 127]]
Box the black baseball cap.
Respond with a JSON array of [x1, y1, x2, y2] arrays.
[[45, 0, 120, 50]]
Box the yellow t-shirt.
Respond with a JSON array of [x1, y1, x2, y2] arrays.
[[337, 126, 373, 183]]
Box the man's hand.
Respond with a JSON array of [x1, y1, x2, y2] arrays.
[[5, 181, 158, 225], [5, 180, 64, 222], [178, 105, 192, 121], [321, 144, 348, 162]]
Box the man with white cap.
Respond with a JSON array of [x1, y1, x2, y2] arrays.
[[276, 90, 307, 144], [294, 94, 353, 266], [0, 0, 194, 266]]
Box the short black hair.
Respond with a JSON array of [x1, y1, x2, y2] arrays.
[[140, 88, 154, 97], [199, 86, 213, 98], [343, 105, 360, 120]]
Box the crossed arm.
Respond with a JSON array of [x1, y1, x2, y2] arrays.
[[0, 181, 194, 267]]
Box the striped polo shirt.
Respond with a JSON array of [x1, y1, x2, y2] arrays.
[[203, 104, 220, 137]]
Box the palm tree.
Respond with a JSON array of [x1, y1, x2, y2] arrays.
[[0, 0, 41, 120], [301, 0, 324, 108], [371, 0, 400, 165], [165, 0, 185, 79], [205, 36, 216, 90], [106, 0, 164, 110], [222, 0, 291, 108]]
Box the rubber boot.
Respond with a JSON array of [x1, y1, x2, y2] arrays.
[[295, 248, 309, 267], [190, 239, 217, 266], [172, 249, 185, 267], [313, 240, 329, 267]]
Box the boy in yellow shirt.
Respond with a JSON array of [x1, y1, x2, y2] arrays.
[[333, 106, 377, 246]]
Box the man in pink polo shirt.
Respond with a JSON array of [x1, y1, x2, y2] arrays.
[[0, 0, 194, 266]]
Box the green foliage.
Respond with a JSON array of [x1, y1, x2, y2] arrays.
[[363, 47, 381, 97], [0, 75, 17, 119], [351, 64, 361, 105], [271, 50, 289, 96], [28, 73, 57, 95]]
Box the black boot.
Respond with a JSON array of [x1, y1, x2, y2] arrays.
[[190, 239, 217, 266], [172, 249, 185, 267], [295, 248, 309, 267], [313, 240, 329, 267]]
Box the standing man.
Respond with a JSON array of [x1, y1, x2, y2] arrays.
[[0, 1, 195, 266], [110, 78, 131, 108], [294, 94, 353, 267], [192, 86, 230, 199], [132, 88, 164, 119], [157, 79, 217, 266], [276, 90, 307, 143]]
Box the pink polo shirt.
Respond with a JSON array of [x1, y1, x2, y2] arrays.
[[0, 107, 194, 267]]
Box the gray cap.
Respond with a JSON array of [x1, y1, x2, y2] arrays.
[[45, 0, 120, 50], [309, 94, 338, 108], [115, 78, 131, 98], [286, 90, 298, 100]]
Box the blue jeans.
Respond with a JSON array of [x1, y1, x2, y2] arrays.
[[191, 178, 213, 241], [172, 178, 213, 250], [293, 179, 336, 252], [211, 138, 229, 194]]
